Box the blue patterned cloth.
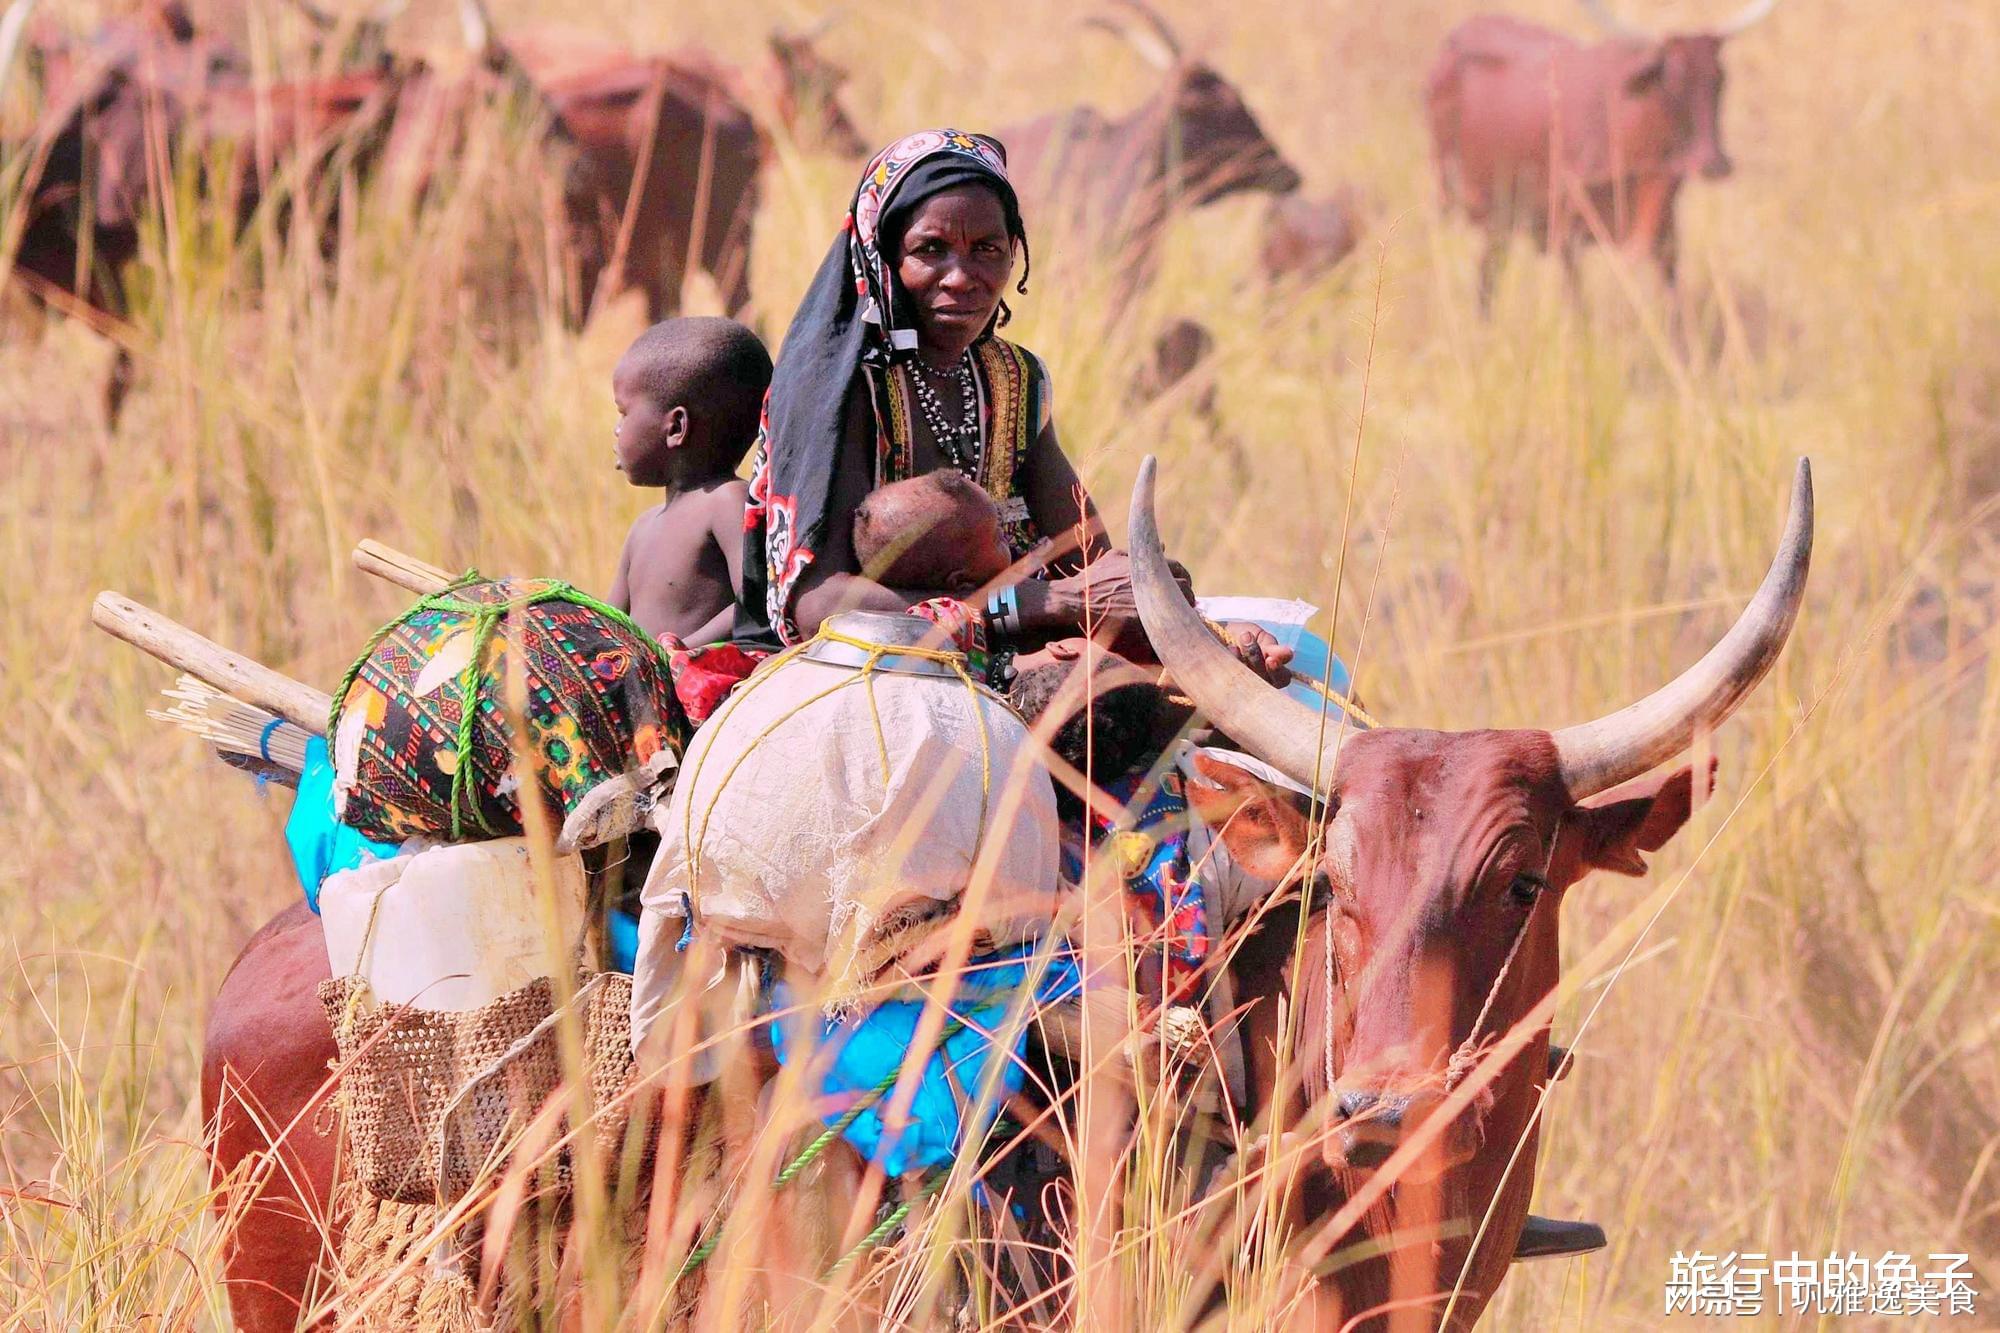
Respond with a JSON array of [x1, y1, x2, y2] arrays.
[[768, 944, 1082, 1175]]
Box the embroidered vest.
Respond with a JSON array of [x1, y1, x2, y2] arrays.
[[867, 337, 1047, 557]]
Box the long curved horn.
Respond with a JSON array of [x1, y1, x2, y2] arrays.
[[1109, 0, 1183, 60], [1716, 0, 1778, 37], [1553, 459, 1812, 800], [0, 0, 37, 111], [1579, 0, 1654, 40], [1083, 11, 1174, 72], [1129, 456, 1345, 793]]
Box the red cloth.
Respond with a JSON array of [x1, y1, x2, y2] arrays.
[[660, 639, 767, 725]]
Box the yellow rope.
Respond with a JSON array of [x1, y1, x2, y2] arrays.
[[680, 622, 1000, 908], [1199, 615, 1379, 729]]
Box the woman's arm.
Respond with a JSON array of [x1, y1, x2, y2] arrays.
[[790, 388, 953, 635], [1019, 421, 1110, 571]]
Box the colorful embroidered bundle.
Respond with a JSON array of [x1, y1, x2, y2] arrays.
[[328, 576, 688, 843]]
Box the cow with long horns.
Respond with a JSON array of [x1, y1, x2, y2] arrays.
[[999, 0, 1301, 296], [1128, 453, 1811, 1327], [1426, 0, 1777, 305]]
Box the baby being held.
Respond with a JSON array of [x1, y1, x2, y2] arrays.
[[851, 469, 1012, 595], [608, 317, 772, 644]]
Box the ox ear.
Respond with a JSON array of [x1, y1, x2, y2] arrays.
[[1559, 758, 1716, 880], [1187, 751, 1314, 883]]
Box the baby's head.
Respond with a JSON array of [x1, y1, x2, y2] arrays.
[[613, 317, 773, 487], [852, 470, 1012, 592]]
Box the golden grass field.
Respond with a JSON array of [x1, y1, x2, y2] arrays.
[[4, 0, 1999, 1327]]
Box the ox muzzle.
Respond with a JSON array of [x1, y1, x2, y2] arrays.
[[1327, 1082, 1480, 1180]]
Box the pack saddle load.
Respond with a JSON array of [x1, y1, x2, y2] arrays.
[[631, 609, 1062, 1046]]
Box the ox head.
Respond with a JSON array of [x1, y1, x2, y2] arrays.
[[767, 19, 865, 157], [1583, 0, 1778, 180], [1090, 0, 1301, 202], [1130, 454, 1810, 1177]]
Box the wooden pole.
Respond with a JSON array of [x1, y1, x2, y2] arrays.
[[351, 539, 453, 596], [91, 592, 332, 735]]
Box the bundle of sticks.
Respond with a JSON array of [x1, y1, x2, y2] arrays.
[[95, 540, 456, 776]]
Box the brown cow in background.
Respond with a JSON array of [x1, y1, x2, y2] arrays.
[[1426, 0, 1777, 306], [999, 0, 1300, 295], [3, 0, 861, 424]]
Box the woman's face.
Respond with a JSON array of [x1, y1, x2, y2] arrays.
[[894, 185, 1015, 357]]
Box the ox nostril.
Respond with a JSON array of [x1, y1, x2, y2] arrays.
[[1343, 1137, 1395, 1169], [1336, 1089, 1377, 1123]]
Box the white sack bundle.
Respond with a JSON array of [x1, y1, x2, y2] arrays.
[[633, 651, 1058, 1035]]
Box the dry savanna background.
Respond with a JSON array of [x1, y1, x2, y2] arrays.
[[3, 0, 1998, 1328]]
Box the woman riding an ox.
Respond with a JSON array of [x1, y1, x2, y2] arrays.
[[739, 128, 1122, 649]]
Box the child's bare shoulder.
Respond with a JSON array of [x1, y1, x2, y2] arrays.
[[689, 476, 749, 536], [621, 499, 672, 539]]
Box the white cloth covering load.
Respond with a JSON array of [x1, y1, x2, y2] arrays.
[[632, 645, 1060, 1043]]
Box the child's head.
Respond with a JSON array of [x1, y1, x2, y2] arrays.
[[852, 470, 1012, 592], [613, 317, 772, 487]]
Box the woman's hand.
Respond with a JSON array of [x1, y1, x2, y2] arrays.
[[1219, 622, 1294, 687]]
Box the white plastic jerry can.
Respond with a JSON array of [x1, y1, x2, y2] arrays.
[[320, 837, 588, 1011]]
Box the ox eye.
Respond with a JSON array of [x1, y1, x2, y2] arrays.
[[1509, 871, 1547, 906]]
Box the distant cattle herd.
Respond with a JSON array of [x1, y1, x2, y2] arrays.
[[2, 0, 1775, 420]]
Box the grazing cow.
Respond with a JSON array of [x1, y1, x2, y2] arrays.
[[1128, 452, 1811, 1329], [1258, 188, 1363, 284], [495, 39, 763, 319], [999, 0, 1300, 292], [1130, 316, 1218, 416], [466, 2, 866, 319], [4, 0, 409, 422], [1426, 0, 1777, 305]]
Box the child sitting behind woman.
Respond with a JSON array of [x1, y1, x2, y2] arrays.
[[608, 317, 773, 645]]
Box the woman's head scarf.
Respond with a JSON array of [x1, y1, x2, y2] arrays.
[[737, 129, 1027, 646]]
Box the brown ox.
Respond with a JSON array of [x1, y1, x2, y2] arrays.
[[470, 3, 865, 320], [999, 0, 1299, 293], [1127, 452, 1811, 1328], [1426, 0, 1777, 305], [202, 456, 1809, 1329], [202, 901, 343, 1333], [2, 0, 412, 421]]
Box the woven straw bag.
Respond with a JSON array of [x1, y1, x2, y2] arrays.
[[320, 971, 640, 1204]]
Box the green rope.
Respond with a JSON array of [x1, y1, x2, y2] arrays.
[[826, 1171, 951, 1275], [327, 574, 683, 839]]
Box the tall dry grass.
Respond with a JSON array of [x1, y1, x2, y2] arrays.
[[3, 0, 1998, 1327]]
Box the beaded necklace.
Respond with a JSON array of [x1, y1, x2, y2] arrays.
[[909, 351, 982, 473]]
